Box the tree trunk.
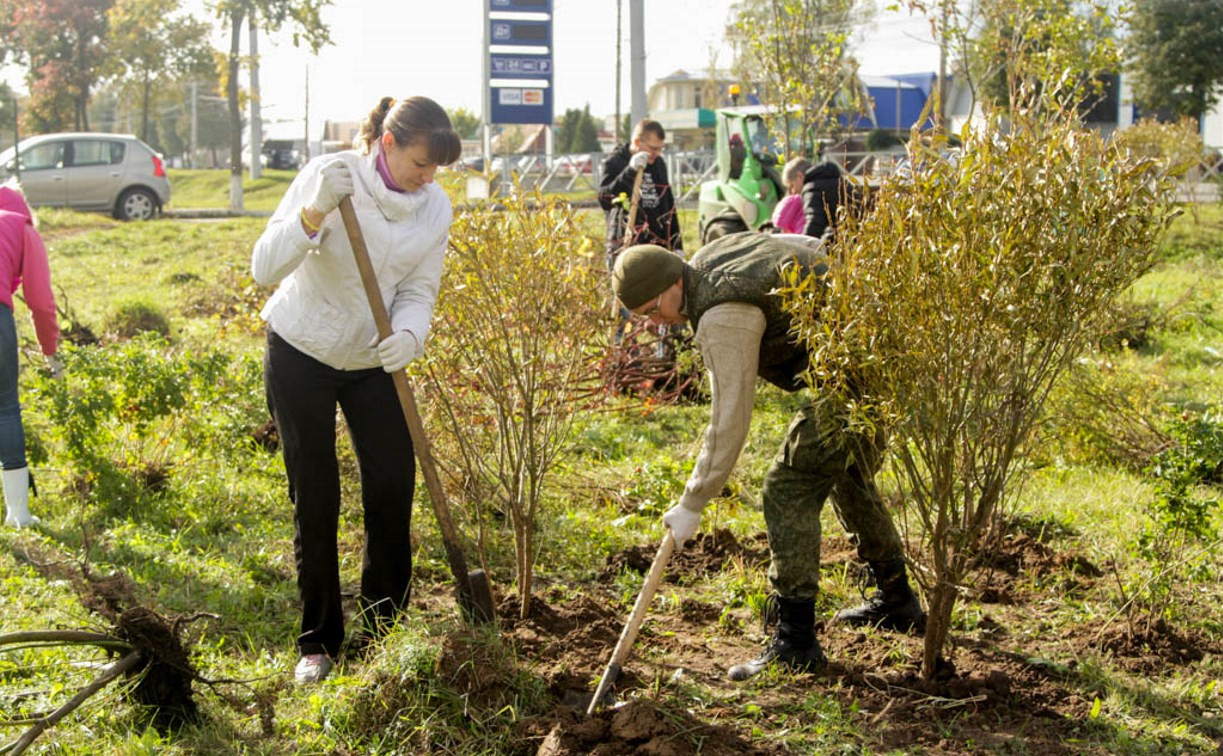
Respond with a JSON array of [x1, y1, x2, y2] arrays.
[[227, 8, 245, 212], [518, 510, 534, 622], [922, 581, 957, 680], [249, 14, 262, 180], [140, 72, 151, 144]]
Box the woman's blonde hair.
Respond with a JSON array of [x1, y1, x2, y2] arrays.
[[781, 157, 812, 185]]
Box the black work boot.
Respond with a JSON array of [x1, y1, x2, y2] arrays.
[[834, 558, 926, 633], [728, 595, 827, 681]]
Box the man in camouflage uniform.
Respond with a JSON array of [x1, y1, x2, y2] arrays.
[[611, 233, 924, 680]]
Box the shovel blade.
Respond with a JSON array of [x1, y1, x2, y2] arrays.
[[457, 569, 497, 625]]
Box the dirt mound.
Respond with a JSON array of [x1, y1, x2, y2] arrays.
[[1093, 619, 1220, 673], [599, 529, 768, 583], [819, 635, 1094, 754], [527, 700, 776, 756], [498, 589, 625, 704], [973, 532, 1102, 604]]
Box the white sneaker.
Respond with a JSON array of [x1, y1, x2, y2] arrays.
[[293, 653, 332, 685]]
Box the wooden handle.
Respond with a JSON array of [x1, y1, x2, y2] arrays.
[[587, 532, 676, 715], [622, 164, 646, 247], [337, 196, 475, 604]]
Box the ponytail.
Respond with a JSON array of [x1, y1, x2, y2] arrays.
[[357, 96, 396, 153]]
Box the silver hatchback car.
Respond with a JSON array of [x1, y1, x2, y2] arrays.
[[0, 132, 171, 221]]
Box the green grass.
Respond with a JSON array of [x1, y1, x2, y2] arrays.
[[166, 168, 299, 212], [0, 204, 1219, 753]]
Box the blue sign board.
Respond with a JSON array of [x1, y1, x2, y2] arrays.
[[487, 4, 553, 125]]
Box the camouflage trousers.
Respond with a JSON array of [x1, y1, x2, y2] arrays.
[[763, 402, 904, 599]]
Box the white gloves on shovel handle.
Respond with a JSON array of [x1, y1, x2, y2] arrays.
[[372, 330, 422, 373], [662, 502, 702, 550], [307, 160, 354, 216], [629, 150, 650, 172]]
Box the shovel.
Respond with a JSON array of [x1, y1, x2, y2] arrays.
[[622, 163, 646, 248], [608, 164, 647, 321], [587, 531, 676, 714], [337, 196, 496, 625]]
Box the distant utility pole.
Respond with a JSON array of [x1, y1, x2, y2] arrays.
[[249, 16, 263, 179], [189, 81, 197, 169], [937, 0, 949, 128], [629, 0, 646, 127], [615, 0, 622, 143]]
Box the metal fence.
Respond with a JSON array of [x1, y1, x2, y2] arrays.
[[478, 147, 1223, 205]]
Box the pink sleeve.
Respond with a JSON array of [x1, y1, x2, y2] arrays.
[[21, 225, 59, 355], [771, 195, 805, 234]]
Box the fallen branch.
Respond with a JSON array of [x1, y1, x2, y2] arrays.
[[0, 630, 132, 654], [2, 651, 143, 756]]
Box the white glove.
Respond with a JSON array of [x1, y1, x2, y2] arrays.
[[662, 503, 702, 549], [629, 151, 650, 171], [373, 330, 421, 373], [306, 160, 354, 216], [45, 354, 64, 380]]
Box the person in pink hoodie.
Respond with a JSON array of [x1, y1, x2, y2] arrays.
[[770, 157, 812, 234], [0, 182, 60, 528]]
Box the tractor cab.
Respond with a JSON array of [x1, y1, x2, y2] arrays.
[[697, 109, 786, 245]]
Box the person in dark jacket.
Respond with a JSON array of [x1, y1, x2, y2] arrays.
[[599, 118, 683, 262], [611, 234, 925, 682], [600, 119, 684, 347], [801, 160, 861, 241]]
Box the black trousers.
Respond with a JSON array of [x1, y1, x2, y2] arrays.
[[264, 330, 415, 657]]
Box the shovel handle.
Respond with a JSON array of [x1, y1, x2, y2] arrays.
[[336, 196, 477, 611], [587, 531, 676, 715], [622, 164, 646, 248], [609, 164, 647, 322]]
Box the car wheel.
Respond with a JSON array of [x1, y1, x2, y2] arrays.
[[701, 217, 748, 245], [116, 188, 159, 221]]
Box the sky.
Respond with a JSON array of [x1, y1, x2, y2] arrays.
[[4, 0, 943, 141]]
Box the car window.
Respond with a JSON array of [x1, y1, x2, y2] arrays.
[[20, 142, 65, 171], [70, 140, 124, 167]]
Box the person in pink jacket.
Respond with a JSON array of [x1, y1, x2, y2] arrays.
[[770, 157, 812, 234], [0, 182, 59, 528]]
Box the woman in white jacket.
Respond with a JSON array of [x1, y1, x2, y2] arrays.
[[252, 96, 460, 685]]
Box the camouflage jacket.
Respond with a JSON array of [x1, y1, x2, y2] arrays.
[[682, 233, 827, 391]]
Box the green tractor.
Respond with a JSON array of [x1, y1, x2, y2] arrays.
[[697, 109, 787, 245]]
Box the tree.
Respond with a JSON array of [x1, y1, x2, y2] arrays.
[[958, 0, 1120, 116], [785, 0, 1176, 681], [0, 82, 16, 149], [419, 192, 606, 620], [108, 0, 214, 145], [211, 0, 330, 211], [446, 107, 480, 140], [555, 105, 601, 153], [1127, 0, 1223, 119], [727, 0, 872, 151], [0, 0, 113, 131]]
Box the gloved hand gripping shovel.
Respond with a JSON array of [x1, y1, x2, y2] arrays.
[[587, 531, 676, 714], [337, 196, 496, 625]]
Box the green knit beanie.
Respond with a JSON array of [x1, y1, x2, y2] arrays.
[[612, 245, 686, 309]]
